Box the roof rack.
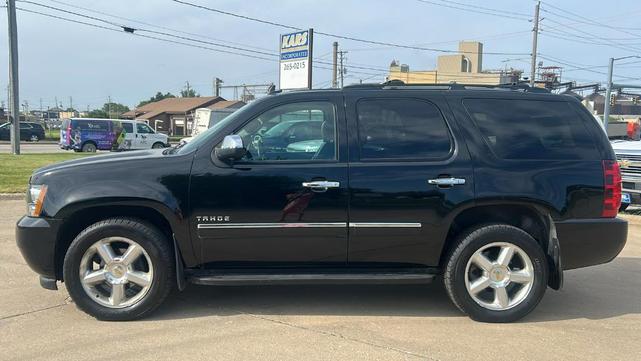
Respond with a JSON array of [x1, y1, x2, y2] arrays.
[[343, 80, 551, 93]]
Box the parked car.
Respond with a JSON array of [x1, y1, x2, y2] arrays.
[[610, 139, 641, 211], [59, 118, 169, 152], [0, 121, 45, 141], [17, 82, 627, 322]]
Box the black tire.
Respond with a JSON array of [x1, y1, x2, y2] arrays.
[[444, 224, 548, 323], [63, 218, 174, 321], [619, 203, 629, 212], [81, 142, 97, 152], [152, 142, 165, 149]]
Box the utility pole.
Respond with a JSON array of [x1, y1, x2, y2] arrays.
[[107, 95, 112, 118], [7, 0, 20, 154], [603, 55, 641, 129], [338, 50, 347, 88], [530, 1, 540, 87], [214, 77, 223, 97], [69, 96, 73, 111], [332, 42, 338, 88], [604, 57, 614, 129]]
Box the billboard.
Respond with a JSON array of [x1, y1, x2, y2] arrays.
[[279, 29, 313, 90]]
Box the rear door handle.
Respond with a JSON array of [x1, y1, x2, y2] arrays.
[[302, 180, 340, 192], [428, 177, 466, 186]]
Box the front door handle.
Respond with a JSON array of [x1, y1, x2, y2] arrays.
[[302, 180, 340, 192], [428, 177, 466, 186]]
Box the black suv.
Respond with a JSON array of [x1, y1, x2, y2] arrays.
[[16, 82, 627, 322], [0, 121, 46, 141]]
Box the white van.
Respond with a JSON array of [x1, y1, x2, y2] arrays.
[[60, 118, 170, 152]]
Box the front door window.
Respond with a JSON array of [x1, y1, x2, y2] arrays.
[[232, 101, 337, 162]]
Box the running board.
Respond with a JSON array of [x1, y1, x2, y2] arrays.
[[187, 268, 437, 286]]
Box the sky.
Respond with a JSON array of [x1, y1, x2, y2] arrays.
[[1, 0, 641, 111]]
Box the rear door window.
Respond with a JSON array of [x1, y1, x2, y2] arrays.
[[356, 98, 452, 161], [463, 99, 598, 160]]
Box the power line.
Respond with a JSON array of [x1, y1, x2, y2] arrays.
[[44, 0, 275, 53], [539, 10, 641, 53], [170, 0, 530, 56], [415, 0, 530, 21], [18, 1, 279, 58], [347, 30, 531, 51], [16, 6, 389, 79], [539, 1, 641, 38], [14, 6, 278, 61], [20, 1, 393, 76], [538, 54, 641, 81]]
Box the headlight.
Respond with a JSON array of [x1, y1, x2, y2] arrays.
[[27, 184, 48, 217]]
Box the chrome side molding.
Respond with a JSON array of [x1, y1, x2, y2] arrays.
[[198, 222, 422, 229], [198, 222, 347, 229], [349, 222, 422, 228]]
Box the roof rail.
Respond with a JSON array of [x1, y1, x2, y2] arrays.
[[343, 80, 550, 93]]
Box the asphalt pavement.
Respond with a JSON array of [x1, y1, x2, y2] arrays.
[[0, 198, 639, 360]]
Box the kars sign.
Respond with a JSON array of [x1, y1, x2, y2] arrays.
[[279, 29, 313, 90]]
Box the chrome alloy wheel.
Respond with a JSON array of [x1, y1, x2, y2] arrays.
[[464, 242, 534, 311], [79, 237, 153, 308]]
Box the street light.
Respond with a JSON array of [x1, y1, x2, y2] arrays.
[[604, 55, 641, 129]]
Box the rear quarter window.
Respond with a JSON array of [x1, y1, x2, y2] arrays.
[[463, 99, 599, 160]]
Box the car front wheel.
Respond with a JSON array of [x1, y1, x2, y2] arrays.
[[63, 218, 174, 320], [444, 224, 548, 323]]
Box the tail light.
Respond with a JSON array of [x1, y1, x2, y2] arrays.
[[602, 160, 622, 218]]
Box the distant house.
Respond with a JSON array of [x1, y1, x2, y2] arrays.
[[121, 97, 225, 136]]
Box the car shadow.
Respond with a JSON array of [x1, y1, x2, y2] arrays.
[[149, 257, 641, 323]]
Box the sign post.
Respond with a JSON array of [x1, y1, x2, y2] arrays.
[[279, 29, 313, 90]]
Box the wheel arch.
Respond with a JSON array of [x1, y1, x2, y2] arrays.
[[81, 140, 97, 151], [54, 200, 195, 282], [440, 201, 562, 289]]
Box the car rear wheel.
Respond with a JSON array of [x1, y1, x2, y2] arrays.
[[63, 218, 174, 320], [152, 142, 165, 149], [81, 142, 97, 152], [444, 224, 548, 323]]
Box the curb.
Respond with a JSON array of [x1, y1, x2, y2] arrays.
[[0, 193, 24, 200]]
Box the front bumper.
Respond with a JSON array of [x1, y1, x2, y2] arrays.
[[555, 217, 627, 270], [16, 216, 62, 280]]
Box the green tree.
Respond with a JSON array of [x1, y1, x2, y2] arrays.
[[101, 102, 130, 118], [137, 91, 176, 107], [180, 88, 199, 97], [85, 109, 108, 118]]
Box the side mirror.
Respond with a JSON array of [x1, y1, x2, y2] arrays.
[[215, 134, 247, 161]]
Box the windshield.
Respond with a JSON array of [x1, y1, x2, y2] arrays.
[[175, 100, 258, 154], [263, 121, 301, 137]]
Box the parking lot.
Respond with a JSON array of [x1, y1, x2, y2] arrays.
[[0, 198, 639, 360]]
